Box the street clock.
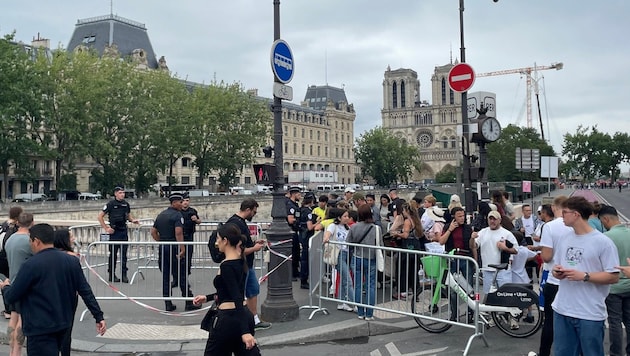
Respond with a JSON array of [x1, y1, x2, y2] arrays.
[[479, 117, 501, 142]]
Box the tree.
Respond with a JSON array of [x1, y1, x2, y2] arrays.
[[188, 82, 270, 190], [562, 126, 630, 182], [0, 35, 45, 199], [435, 164, 456, 183], [354, 127, 422, 187], [486, 124, 555, 182]]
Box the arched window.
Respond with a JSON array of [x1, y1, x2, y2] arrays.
[[392, 81, 398, 108], [441, 78, 446, 105], [400, 80, 406, 108], [292, 163, 298, 170], [451, 136, 457, 149], [449, 89, 455, 105], [442, 136, 448, 149]]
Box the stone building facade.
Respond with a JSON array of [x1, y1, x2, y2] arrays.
[[381, 64, 465, 181]]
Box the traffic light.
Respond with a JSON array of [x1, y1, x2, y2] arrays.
[[262, 146, 274, 158], [253, 164, 277, 185]]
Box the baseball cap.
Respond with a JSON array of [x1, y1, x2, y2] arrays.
[[488, 211, 501, 220], [352, 192, 365, 201], [345, 187, 356, 193], [114, 186, 124, 193]]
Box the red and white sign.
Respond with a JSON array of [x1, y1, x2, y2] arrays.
[[448, 63, 476, 93]]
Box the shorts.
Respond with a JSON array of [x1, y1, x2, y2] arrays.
[[245, 268, 260, 299]]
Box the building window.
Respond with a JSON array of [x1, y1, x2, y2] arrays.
[[301, 144, 305, 155], [301, 128, 305, 138], [450, 89, 455, 105], [335, 133, 339, 142], [325, 132, 328, 142], [317, 131, 321, 140], [181, 176, 190, 184], [325, 147, 328, 157], [441, 78, 446, 105], [392, 81, 398, 108], [401, 80, 406, 108], [285, 142, 288, 153], [317, 146, 321, 155], [347, 134, 350, 144], [293, 127, 297, 137], [335, 121, 338, 129], [309, 130, 312, 139], [181, 157, 191, 167], [244, 177, 251, 184], [293, 143, 297, 154], [335, 147, 338, 158], [451, 136, 457, 148], [416, 130, 434, 148], [442, 137, 448, 149], [309, 145, 313, 155], [284, 125, 288, 136]]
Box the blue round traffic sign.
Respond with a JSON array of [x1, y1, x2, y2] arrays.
[[270, 39, 294, 84]]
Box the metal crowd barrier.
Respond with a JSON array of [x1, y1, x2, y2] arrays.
[[314, 240, 489, 355]]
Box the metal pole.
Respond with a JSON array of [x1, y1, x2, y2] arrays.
[[459, 0, 474, 214], [261, 0, 299, 322]]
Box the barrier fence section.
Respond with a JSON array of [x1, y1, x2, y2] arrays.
[[315, 240, 530, 355], [74, 221, 268, 320]]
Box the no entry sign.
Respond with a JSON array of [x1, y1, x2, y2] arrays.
[[448, 63, 475, 93]]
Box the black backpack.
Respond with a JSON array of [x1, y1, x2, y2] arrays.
[[208, 223, 225, 263], [0, 222, 18, 277]]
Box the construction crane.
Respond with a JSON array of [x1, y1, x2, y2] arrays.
[[477, 62, 563, 139]]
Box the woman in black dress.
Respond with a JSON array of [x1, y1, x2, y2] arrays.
[[193, 223, 260, 356]]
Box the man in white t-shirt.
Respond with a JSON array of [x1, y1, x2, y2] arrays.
[[470, 211, 518, 294], [550, 196, 619, 356]]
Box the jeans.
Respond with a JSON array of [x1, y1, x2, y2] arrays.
[[353, 256, 376, 318], [27, 329, 67, 356], [539, 282, 558, 356], [107, 229, 129, 274], [337, 250, 354, 303], [606, 291, 630, 356], [553, 311, 605, 356]]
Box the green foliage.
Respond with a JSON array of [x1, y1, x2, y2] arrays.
[[486, 124, 555, 182], [562, 126, 630, 182], [354, 127, 422, 187], [58, 173, 77, 191], [435, 164, 456, 183]]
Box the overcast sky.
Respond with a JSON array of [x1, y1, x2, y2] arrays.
[[2, 0, 629, 172]]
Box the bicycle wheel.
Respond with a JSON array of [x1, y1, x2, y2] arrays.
[[491, 302, 543, 338], [410, 282, 452, 333]]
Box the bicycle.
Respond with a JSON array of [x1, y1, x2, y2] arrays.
[[410, 250, 543, 338]]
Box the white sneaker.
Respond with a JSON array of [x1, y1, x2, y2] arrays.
[[337, 304, 345, 310], [527, 352, 537, 356], [365, 316, 375, 321], [342, 304, 354, 312], [357, 315, 365, 320]]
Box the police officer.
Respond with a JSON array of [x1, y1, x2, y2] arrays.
[[176, 193, 201, 284], [98, 186, 139, 283], [298, 193, 317, 289], [286, 186, 301, 281], [150, 194, 190, 312]]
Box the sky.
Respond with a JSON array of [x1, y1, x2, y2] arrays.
[[2, 0, 629, 172]]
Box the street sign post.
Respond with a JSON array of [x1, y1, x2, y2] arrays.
[[270, 39, 294, 84], [448, 63, 475, 93], [273, 82, 293, 101]]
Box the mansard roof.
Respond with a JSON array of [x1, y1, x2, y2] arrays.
[[303, 85, 349, 111], [67, 14, 158, 69]]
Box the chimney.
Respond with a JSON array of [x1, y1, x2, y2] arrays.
[[31, 32, 50, 49]]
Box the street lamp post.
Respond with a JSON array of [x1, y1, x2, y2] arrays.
[[261, 0, 299, 322], [459, 0, 474, 215]]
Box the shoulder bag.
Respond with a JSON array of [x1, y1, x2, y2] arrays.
[[323, 225, 340, 266], [374, 225, 385, 272]]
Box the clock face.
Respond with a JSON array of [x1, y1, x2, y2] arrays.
[[480, 118, 501, 142]]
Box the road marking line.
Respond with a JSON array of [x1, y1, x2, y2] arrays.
[[385, 342, 402, 356], [382, 342, 448, 356], [370, 350, 383, 356]]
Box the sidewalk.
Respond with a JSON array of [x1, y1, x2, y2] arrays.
[[0, 187, 575, 353]]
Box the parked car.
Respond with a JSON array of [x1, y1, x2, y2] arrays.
[[12, 193, 49, 202], [78, 192, 103, 200]]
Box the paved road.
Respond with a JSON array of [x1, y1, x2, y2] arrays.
[[592, 187, 630, 222]]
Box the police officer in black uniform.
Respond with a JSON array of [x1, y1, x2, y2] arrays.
[[98, 186, 139, 283], [150, 194, 191, 312], [286, 186, 301, 281], [298, 193, 317, 289], [176, 193, 201, 282]]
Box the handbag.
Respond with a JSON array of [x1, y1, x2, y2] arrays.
[[323, 225, 340, 266], [200, 301, 219, 332], [374, 226, 385, 272]]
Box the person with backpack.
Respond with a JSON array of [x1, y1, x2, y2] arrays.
[[0, 206, 23, 320], [225, 198, 271, 331]]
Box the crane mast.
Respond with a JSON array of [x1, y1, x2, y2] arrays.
[[477, 62, 563, 132]]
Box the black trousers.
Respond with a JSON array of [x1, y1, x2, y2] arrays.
[[107, 229, 129, 274], [204, 309, 260, 356], [539, 282, 559, 356], [292, 231, 300, 277], [27, 329, 67, 356], [299, 230, 310, 283], [158, 245, 190, 300]]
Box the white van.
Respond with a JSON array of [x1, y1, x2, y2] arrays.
[[256, 185, 272, 194], [316, 184, 332, 192], [187, 189, 210, 197], [332, 184, 345, 192], [78, 192, 102, 200]]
